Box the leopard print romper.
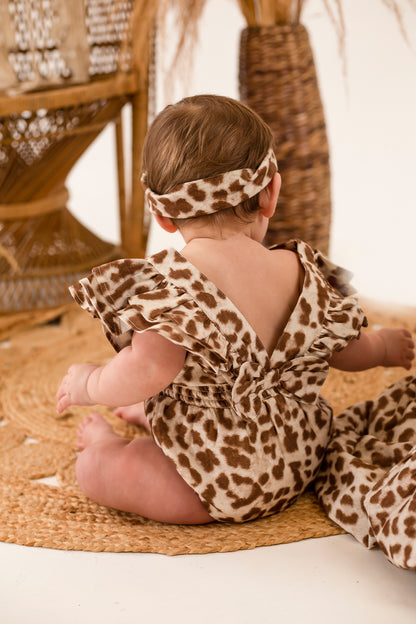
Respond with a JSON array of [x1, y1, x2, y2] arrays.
[[71, 240, 366, 523]]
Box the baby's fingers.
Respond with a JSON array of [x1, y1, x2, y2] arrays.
[[403, 338, 415, 370], [405, 331, 415, 346], [406, 346, 415, 368]]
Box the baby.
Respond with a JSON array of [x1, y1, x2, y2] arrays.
[[56, 95, 414, 524]]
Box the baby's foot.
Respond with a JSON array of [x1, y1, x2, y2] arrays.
[[114, 402, 151, 431], [379, 328, 415, 370], [77, 413, 118, 450]]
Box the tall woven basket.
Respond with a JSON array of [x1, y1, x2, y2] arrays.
[[239, 24, 331, 253], [0, 0, 150, 313]]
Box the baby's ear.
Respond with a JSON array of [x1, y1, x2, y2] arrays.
[[154, 214, 178, 233], [259, 172, 281, 218]]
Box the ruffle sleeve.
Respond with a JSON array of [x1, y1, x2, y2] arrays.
[[313, 248, 357, 298], [301, 242, 368, 358], [70, 257, 229, 373], [265, 240, 368, 363]]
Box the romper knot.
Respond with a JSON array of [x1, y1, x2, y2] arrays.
[[231, 361, 280, 418], [231, 355, 329, 419]]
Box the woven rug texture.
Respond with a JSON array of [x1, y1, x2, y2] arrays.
[[0, 301, 414, 555]]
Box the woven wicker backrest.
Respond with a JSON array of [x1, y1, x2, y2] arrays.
[[0, 0, 89, 92], [87, 0, 135, 76], [0, 1, 148, 313], [0, 0, 136, 94]]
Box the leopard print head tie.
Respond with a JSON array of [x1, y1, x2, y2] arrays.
[[141, 148, 278, 219]]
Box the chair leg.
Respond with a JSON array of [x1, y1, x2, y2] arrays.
[[115, 115, 127, 252], [127, 89, 148, 258]]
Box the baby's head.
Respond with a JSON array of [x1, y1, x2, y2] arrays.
[[142, 94, 278, 230]]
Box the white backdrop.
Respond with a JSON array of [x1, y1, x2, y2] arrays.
[[68, 0, 416, 306]]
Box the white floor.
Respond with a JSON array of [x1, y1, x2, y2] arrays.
[[1, 533, 415, 624]]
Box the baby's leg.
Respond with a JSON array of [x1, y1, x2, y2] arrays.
[[114, 402, 150, 431], [75, 414, 212, 524]]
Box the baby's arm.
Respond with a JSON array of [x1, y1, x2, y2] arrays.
[[328, 328, 414, 372], [56, 331, 186, 413]]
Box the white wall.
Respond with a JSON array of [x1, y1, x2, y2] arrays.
[[68, 0, 416, 306]]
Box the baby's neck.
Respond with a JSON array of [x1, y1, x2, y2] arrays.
[[179, 214, 263, 245]]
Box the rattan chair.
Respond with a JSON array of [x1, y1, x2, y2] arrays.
[[0, 0, 150, 313]]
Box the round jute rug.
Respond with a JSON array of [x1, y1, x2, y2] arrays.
[[0, 302, 414, 555]]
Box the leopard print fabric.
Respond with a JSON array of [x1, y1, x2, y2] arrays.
[[315, 375, 416, 570], [141, 148, 278, 219], [71, 240, 366, 523]]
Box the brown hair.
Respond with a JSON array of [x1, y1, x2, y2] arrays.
[[142, 94, 274, 227]]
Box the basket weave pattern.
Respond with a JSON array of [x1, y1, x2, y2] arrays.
[[239, 24, 331, 253]]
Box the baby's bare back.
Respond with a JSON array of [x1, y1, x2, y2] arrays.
[[181, 235, 303, 355]]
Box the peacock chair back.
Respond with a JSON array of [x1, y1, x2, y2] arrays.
[[0, 0, 150, 313]]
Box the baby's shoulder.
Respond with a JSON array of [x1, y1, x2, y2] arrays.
[[269, 246, 299, 265], [267, 247, 304, 286]]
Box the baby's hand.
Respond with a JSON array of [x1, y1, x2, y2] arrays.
[[379, 328, 415, 370], [56, 363, 99, 413]]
